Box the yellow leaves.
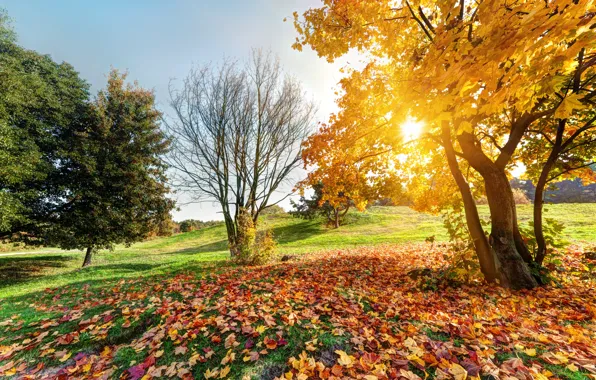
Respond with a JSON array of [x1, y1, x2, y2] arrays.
[[204, 367, 219, 379], [220, 349, 236, 365], [458, 121, 473, 134], [554, 94, 585, 119], [567, 363, 579, 372], [220, 365, 231, 378], [449, 363, 468, 380], [58, 351, 71, 362], [335, 350, 355, 367]]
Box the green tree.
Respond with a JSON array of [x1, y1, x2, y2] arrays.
[[48, 71, 175, 266], [0, 10, 90, 240], [290, 182, 350, 228]]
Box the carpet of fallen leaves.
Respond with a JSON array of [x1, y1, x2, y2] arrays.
[[0, 244, 595, 380]]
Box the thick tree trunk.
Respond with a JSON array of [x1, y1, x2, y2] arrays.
[[513, 209, 533, 264], [82, 246, 93, 267], [455, 130, 537, 289], [441, 126, 498, 282], [483, 169, 538, 289]]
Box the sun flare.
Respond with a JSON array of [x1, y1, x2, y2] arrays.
[[401, 118, 424, 141]]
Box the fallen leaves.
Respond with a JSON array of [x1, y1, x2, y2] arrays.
[[0, 244, 594, 379]]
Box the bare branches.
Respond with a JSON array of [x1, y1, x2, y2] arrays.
[[165, 50, 315, 241], [406, 1, 434, 42]]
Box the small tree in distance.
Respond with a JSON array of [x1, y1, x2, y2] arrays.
[[290, 182, 350, 228]]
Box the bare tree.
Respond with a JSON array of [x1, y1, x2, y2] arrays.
[[166, 50, 315, 256]]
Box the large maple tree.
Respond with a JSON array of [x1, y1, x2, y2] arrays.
[[292, 0, 596, 288]]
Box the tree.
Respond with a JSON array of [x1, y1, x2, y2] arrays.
[[47, 71, 175, 267], [290, 182, 348, 227], [297, 111, 405, 228], [167, 50, 314, 257], [293, 0, 596, 288], [521, 105, 596, 264], [0, 10, 90, 241]]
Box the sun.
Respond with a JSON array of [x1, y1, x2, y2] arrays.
[[401, 118, 424, 141]]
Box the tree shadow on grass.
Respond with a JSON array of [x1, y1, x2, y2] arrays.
[[82, 263, 164, 273], [0, 255, 75, 288], [169, 240, 229, 255], [270, 219, 326, 245]]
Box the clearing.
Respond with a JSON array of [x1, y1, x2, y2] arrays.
[[0, 205, 595, 379]]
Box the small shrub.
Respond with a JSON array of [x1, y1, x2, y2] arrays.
[[232, 210, 276, 266], [260, 205, 286, 215], [476, 188, 530, 205], [512, 188, 531, 204]]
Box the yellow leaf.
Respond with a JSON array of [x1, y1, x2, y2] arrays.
[[155, 350, 164, 358], [59, 352, 72, 362], [567, 364, 579, 372], [449, 363, 468, 380], [554, 94, 584, 119], [335, 350, 355, 367], [524, 348, 537, 357], [204, 368, 219, 379], [220, 365, 231, 378]]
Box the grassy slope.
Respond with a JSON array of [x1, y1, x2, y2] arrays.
[[0, 205, 595, 379], [1, 204, 595, 299]]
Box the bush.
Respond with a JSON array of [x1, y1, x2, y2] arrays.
[[260, 205, 286, 215], [512, 188, 531, 204], [179, 219, 223, 233], [232, 210, 276, 266], [476, 188, 530, 205]]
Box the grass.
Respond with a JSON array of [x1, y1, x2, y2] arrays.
[[1, 204, 595, 299], [0, 205, 595, 379]]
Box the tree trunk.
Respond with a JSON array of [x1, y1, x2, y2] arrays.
[[534, 120, 566, 265], [534, 154, 559, 265], [82, 246, 93, 267], [513, 208, 533, 264], [441, 126, 498, 282], [483, 169, 538, 289], [334, 209, 340, 229]]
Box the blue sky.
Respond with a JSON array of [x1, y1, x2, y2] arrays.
[[2, 0, 354, 221]]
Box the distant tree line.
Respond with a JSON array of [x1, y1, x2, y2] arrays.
[[511, 177, 596, 204], [178, 220, 223, 233]]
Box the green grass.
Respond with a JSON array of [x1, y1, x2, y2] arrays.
[[1, 204, 595, 300]]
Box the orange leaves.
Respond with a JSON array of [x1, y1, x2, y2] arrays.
[[1, 244, 596, 379], [263, 336, 278, 350]]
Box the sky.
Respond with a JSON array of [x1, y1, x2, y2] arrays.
[[1, 0, 357, 221]]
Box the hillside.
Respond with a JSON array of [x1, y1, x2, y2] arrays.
[[1, 205, 596, 299]]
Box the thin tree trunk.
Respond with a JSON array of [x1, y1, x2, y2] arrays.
[[534, 153, 559, 265], [534, 120, 565, 265], [483, 169, 538, 289], [82, 247, 93, 267], [334, 209, 340, 229], [441, 126, 498, 282]]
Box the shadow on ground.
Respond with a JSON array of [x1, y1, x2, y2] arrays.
[[270, 220, 325, 245], [0, 255, 75, 288]]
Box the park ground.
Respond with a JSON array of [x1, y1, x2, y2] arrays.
[[0, 205, 595, 379]]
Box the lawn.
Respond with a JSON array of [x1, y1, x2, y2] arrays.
[[2, 204, 595, 300], [0, 205, 595, 379]]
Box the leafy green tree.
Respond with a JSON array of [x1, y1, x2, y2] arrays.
[[290, 182, 350, 228], [0, 10, 90, 240], [47, 71, 175, 266]]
